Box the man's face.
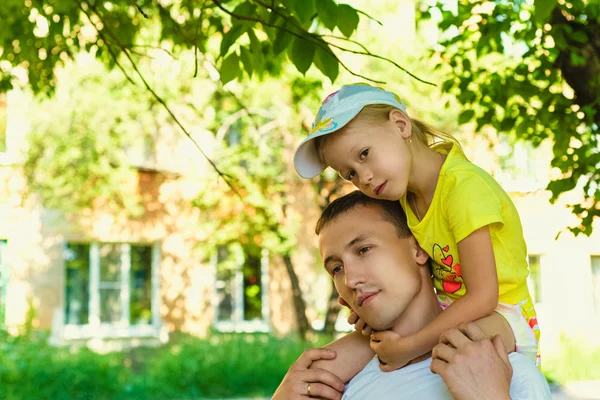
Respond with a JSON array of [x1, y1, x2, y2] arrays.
[[318, 204, 423, 331]]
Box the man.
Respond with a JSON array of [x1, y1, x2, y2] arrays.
[[273, 191, 551, 400]]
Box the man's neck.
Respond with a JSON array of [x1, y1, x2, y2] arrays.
[[389, 270, 442, 337]]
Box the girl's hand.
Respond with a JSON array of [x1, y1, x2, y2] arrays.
[[338, 297, 373, 336], [369, 330, 412, 372]]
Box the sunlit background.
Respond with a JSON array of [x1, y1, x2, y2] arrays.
[[0, 0, 599, 398]]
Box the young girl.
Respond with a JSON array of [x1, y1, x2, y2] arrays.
[[294, 83, 540, 370]]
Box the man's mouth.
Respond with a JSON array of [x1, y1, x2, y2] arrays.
[[358, 292, 379, 307], [374, 182, 387, 196]]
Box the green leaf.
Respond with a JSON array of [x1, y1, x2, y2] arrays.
[[220, 53, 240, 84], [240, 46, 254, 78], [337, 4, 359, 37], [441, 79, 454, 92], [571, 31, 588, 43], [288, 36, 316, 75], [244, 29, 265, 76], [318, 0, 338, 31], [533, 0, 557, 21], [314, 46, 339, 83], [458, 109, 475, 124], [273, 27, 293, 55], [220, 25, 246, 57], [233, 1, 257, 19], [292, 0, 316, 23], [570, 52, 587, 66]]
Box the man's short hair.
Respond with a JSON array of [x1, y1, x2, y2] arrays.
[[315, 190, 412, 238]]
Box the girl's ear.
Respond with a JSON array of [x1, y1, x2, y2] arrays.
[[389, 109, 412, 139]]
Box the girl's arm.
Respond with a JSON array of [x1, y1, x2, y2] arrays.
[[310, 330, 374, 383], [373, 226, 513, 369]]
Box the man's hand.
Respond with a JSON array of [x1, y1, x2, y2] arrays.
[[272, 348, 346, 400], [430, 322, 513, 400], [369, 330, 411, 372], [338, 297, 372, 336]]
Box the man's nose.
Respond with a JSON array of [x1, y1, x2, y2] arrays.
[[345, 263, 366, 289]]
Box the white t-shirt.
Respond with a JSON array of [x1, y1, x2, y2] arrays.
[[343, 352, 551, 399]]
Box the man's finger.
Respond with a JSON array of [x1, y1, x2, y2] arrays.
[[491, 334, 511, 367], [440, 327, 471, 349], [302, 368, 346, 393], [429, 358, 448, 376], [431, 343, 456, 363], [291, 348, 337, 371], [298, 382, 343, 400], [457, 322, 487, 341]]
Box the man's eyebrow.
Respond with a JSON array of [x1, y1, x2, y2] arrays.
[[323, 234, 372, 267], [347, 234, 371, 249]]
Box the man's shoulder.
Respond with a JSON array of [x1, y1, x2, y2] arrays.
[[343, 357, 452, 400]]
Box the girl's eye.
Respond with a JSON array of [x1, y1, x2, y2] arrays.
[[360, 149, 369, 160], [359, 246, 371, 255], [332, 265, 343, 275], [346, 171, 356, 181]]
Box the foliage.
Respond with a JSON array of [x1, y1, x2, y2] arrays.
[[22, 58, 152, 215], [431, 0, 600, 235], [0, 329, 331, 399], [0, 0, 418, 95], [543, 334, 600, 383]]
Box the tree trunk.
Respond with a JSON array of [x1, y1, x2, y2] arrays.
[[282, 253, 311, 340], [322, 278, 341, 335]]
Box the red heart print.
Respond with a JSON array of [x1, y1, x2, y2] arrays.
[[443, 280, 461, 294], [441, 255, 453, 267], [442, 245, 449, 252], [453, 263, 462, 276]]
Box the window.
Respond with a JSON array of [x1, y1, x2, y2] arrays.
[[527, 255, 542, 304], [0, 240, 8, 325], [64, 242, 160, 339], [214, 245, 269, 332], [592, 256, 600, 315], [0, 94, 6, 153]]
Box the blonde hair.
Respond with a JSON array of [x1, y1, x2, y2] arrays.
[[315, 104, 460, 164]]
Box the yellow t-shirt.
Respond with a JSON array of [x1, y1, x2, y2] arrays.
[[400, 143, 531, 305]]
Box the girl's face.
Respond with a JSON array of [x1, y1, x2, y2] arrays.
[[322, 110, 413, 201]]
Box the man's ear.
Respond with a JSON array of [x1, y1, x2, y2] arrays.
[[388, 109, 412, 139], [411, 237, 430, 266]]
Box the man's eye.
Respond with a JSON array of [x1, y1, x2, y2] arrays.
[[332, 265, 343, 275], [360, 149, 369, 160], [359, 246, 371, 255], [346, 171, 356, 181]]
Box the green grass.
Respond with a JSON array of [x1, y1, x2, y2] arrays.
[[543, 335, 600, 384], [0, 330, 332, 399]]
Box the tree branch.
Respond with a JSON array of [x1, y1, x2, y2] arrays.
[[213, 0, 434, 86], [79, 0, 241, 197], [129, 0, 149, 18], [212, 0, 385, 84]]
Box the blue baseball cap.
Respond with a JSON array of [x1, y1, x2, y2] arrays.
[[293, 83, 407, 178]]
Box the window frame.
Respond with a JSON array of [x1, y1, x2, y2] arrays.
[[527, 254, 543, 305], [212, 247, 270, 333], [63, 242, 162, 340], [0, 240, 8, 326], [591, 255, 600, 316]]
